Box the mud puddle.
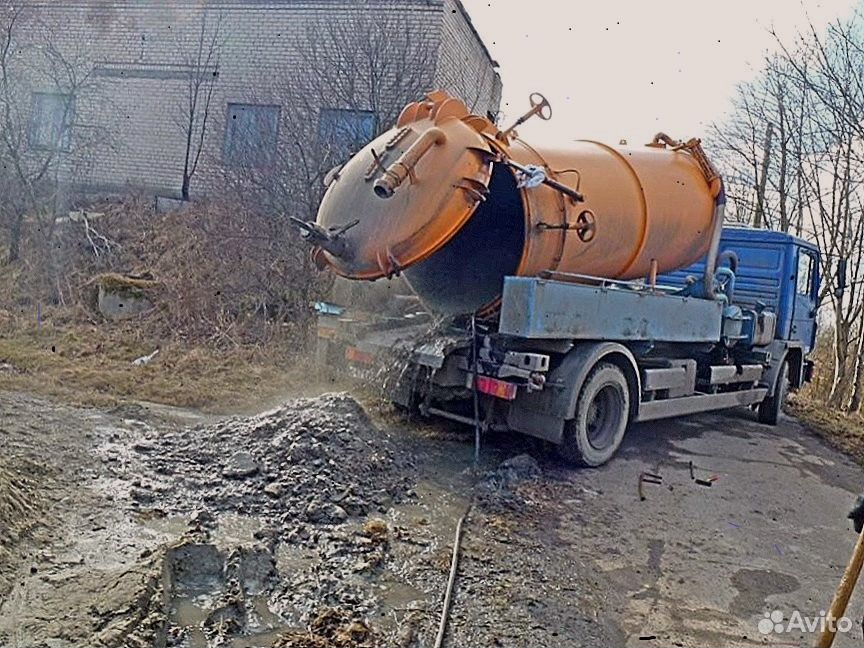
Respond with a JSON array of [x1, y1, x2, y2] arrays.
[[144, 473, 472, 647], [160, 539, 288, 647], [0, 391, 616, 647]]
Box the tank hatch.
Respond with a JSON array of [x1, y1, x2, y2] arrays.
[[313, 91, 496, 280]]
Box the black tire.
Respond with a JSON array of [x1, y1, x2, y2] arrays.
[[557, 362, 630, 467], [758, 359, 788, 426]]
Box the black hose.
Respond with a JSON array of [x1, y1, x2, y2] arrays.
[[470, 314, 481, 466]]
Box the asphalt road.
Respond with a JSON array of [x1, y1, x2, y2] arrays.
[[545, 407, 864, 647]]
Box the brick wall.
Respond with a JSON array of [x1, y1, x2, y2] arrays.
[[20, 0, 501, 199], [434, 0, 502, 119]]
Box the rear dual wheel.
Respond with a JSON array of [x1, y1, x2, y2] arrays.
[[557, 362, 630, 467]]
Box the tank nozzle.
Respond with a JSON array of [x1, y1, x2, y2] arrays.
[[373, 127, 446, 199], [290, 217, 358, 259]]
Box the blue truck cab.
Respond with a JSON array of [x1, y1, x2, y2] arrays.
[[660, 227, 821, 354]]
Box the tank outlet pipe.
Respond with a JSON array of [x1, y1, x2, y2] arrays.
[[702, 182, 727, 300], [290, 216, 359, 259], [373, 127, 446, 199]]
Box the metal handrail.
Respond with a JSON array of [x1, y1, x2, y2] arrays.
[[536, 270, 684, 294]]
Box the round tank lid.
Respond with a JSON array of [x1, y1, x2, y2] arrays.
[[314, 92, 497, 279]]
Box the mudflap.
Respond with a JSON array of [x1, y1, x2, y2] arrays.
[[507, 399, 566, 443]]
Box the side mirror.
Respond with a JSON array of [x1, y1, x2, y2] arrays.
[[836, 258, 848, 298]]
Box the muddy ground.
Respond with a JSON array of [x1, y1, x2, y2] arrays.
[[1, 387, 863, 647]]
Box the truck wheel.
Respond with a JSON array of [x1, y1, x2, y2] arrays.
[[758, 359, 788, 426], [557, 362, 630, 467]]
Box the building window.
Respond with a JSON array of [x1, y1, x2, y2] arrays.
[[318, 108, 377, 159], [223, 103, 280, 166], [29, 92, 74, 151]]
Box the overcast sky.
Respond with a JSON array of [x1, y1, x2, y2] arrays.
[[461, 0, 859, 146]]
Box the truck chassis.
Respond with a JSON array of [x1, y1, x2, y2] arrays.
[[317, 272, 809, 467]]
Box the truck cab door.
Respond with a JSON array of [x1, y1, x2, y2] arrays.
[[791, 248, 819, 353]]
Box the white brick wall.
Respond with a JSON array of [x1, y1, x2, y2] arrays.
[[435, 0, 502, 118], [21, 0, 501, 198]]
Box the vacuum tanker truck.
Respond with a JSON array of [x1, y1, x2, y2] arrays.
[[302, 91, 821, 466]]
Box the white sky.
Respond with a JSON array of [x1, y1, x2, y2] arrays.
[[461, 0, 859, 146]]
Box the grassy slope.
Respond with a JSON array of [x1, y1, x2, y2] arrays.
[[0, 322, 311, 413], [788, 394, 864, 465]]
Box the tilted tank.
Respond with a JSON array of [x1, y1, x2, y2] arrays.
[[305, 91, 819, 468], [307, 90, 724, 315]]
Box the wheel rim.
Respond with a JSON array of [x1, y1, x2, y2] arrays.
[[586, 384, 625, 451]]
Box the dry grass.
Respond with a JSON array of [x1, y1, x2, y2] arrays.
[[0, 318, 316, 413], [788, 393, 864, 464]]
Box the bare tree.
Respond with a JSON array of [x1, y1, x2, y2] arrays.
[[709, 54, 809, 232], [219, 5, 436, 221], [436, 48, 499, 117], [712, 13, 864, 411], [176, 11, 224, 201], [0, 5, 104, 264]]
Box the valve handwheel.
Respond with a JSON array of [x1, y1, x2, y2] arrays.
[[530, 92, 552, 121], [576, 210, 597, 242]]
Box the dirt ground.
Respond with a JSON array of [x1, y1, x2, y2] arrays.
[[2, 385, 864, 647]]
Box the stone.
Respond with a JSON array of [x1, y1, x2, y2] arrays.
[[263, 483, 283, 498], [304, 501, 347, 524], [499, 454, 541, 479], [221, 452, 259, 479], [97, 283, 154, 321], [130, 488, 155, 504]]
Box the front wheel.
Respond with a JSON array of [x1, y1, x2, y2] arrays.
[[758, 359, 788, 426], [557, 362, 630, 467]]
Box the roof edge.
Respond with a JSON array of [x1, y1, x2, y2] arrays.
[[450, 0, 499, 68]]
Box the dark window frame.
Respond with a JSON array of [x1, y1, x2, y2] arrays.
[[223, 102, 281, 168], [29, 91, 75, 152], [317, 108, 377, 159]]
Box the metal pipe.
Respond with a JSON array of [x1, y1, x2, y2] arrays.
[[470, 314, 481, 466], [374, 127, 446, 199], [701, 183, 727, 300], [649, 132, 683, 148], [499, 156, 585, 203], [498, 92, 551, 141]]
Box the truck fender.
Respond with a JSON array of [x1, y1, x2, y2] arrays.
[[507, 342, 641, 444], [763, 341, 804, 396], [558, 342, 642, 421]]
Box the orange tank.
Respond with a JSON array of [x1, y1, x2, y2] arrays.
[[312, 91, 722, 314]]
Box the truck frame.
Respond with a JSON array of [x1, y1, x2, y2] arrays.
[[317, 226, 821, 466]]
